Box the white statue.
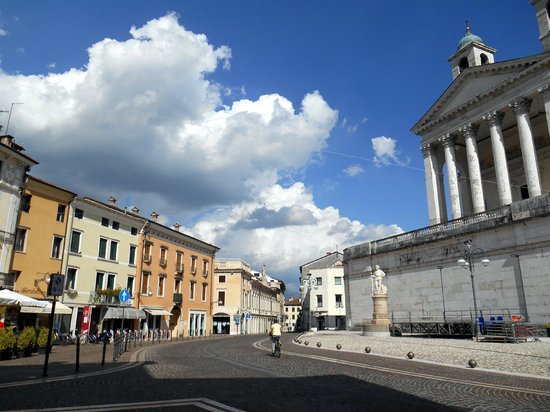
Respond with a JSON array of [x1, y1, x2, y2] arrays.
[[372, 265, 387, 294]]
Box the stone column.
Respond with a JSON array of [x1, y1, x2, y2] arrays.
[[439, 133, 461, 220], [509, 97, 541, 198], [482, 111, 512, 206], [459, 123, 485, 214], [538, 84, 550, 152], [421, 143, 443, 225]]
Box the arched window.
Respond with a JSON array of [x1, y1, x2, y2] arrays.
[[480, 53, 489, 65], [458, 57, 469, 73]]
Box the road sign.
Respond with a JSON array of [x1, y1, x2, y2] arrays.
[[119, 289, 130, 303], [47, 273, 65, 297], [245, 313, 250, 319]]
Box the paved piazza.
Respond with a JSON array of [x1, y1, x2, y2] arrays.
[[0, 334, 548, 411]]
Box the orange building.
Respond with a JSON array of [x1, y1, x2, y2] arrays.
[[136, 215, 219, 338]]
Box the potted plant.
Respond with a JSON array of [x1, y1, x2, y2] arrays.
[[0, 328, 16, 360], [37, 327, 54, 353], [16, 326, 37, 357]]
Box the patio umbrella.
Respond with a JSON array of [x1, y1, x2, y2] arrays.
[[0, 289, 47, 313]]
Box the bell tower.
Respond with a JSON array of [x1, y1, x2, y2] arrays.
[[448, 21, 496, 80]]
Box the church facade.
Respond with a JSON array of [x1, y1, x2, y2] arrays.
[[344, 1, 550, 330]]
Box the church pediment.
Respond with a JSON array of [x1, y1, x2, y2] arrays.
[[411, 53, 550, 135]]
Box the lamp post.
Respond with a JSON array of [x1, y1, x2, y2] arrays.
[[457, 240, 490, 337], [299, 277, 316, 331], [437, 266, 447, 323]]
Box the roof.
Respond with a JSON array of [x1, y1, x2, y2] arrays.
[[457, 26, 484, 50], [285, 297, 301, 306]]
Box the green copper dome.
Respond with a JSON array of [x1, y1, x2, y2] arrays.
[[457, 24, 483, 50]]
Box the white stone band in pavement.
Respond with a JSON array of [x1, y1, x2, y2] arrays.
[[295, 331, 550, 378]]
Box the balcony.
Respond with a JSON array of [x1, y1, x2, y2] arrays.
[[0, 272, 15, 289], [175, 263, 184, 274], [93, 289, 121, 305], [173, 293, 183, 304], [143, 255, 151, 263], [159, 258, 167, 267]]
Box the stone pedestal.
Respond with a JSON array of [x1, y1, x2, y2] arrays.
[[362, 293, 391, 337]]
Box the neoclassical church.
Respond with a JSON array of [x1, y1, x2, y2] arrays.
[[344, 1, 550, 329]]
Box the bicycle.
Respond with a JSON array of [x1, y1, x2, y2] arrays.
[[273, 336, 281, 358]]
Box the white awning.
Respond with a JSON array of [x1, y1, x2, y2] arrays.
[[144, 308, 173, 317], [103, 307, 146, 319], [0, 289, 47, 308], [42, 302, 72, 315], [20, 306, 47, 314]]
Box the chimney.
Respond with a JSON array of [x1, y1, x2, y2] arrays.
[[131, 206, 140, 214], [150, 212, 159, 222], [108, 196, 116, 205], [173, 223, 181, 231]]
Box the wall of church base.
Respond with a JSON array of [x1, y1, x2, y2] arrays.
[[345, 214, 550, 329]]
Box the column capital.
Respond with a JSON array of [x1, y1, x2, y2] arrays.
[[420, 143, 433, 157], [458, 123, 479, 139], [509, 97, 532, 115], [438, 133, 456, 148], [538, 83, 550, 100], [482, 110, 505, 127]]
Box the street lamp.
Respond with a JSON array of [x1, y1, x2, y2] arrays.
[[299, 277, 317, 331], [457, 240, 490, 337]]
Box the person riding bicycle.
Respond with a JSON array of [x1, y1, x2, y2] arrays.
[[269, 319, 282, 354]]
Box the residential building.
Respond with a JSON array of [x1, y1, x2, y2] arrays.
[[344, 3, 550, 330], [299, 252, 343, 331], [62, 197, 146, 335], [214, 259, 284, 334], [283, 297, 301, 332], [138, 216, 219, 337], [0, 135, 37, 290], [11, 176, 76, 299]]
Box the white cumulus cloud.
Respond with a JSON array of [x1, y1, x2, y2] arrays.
[[343, 164, 364, 177], [372, 135, 409, 167]]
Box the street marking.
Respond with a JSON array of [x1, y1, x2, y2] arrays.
[[253, 339, 550, 397], [4, 398, 244, 412]]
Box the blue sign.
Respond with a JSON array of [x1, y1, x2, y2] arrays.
[[119, 289, 130, 302], [245, 313, 250, 319]]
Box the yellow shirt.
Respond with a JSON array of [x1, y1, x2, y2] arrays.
[[270, 322, 282, 336]]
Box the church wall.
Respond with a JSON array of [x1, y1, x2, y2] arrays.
[[344, 205, 550, 330]]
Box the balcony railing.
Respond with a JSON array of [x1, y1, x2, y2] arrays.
[[143, 255, 151, 263], [159, 258, 167, 267], [173, 293, 183, 304], [175, 263, 184, 274]]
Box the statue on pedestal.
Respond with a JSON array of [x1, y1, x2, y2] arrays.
[[372, 265, 387, 294]]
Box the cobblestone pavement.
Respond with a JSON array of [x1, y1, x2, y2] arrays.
[[0, 335, 548, 411], [296, 331, 550, 378]]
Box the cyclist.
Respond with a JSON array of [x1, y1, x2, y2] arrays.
[[269, 319, 282, 355]]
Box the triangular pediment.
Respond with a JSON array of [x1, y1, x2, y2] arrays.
[[411, 52, 550, 135]]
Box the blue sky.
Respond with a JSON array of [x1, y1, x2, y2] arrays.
[[0, 1, 542, 296]]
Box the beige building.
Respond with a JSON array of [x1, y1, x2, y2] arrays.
[[283, 297, 301, 332], [0, 135, 37, 290], [214, 259, 284, 334]]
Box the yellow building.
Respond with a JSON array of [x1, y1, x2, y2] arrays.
[[11, 176, 76, 299], [137, 216, 219, 338]]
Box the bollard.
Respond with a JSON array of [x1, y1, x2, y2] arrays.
[[75, 333, 81, 372], [101, 340, 107, 366]]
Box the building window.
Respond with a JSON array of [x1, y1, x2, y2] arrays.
[[51, 236, 63, 259], [70, 230, 81, 254], [129, 245, 137, 266], [176, 252, 184, 273], [175, 279, 181, 294], [292, 307, 295, 312], [66, 268, 77, 289], [112, 221, 120, 230], [106, 274, 116, 289], [316, 295, 323, 308], [160, 247, 168, 267], [158, 276, 165, 297], [335, 294, 343, 307], [190, 281, 196, 300], [191, 256, 198, 274], [144, 243, 152, 262], [74, 208, 84, 219], [334, 277, 342, 285], [95, 272, 105, 290], [219, 275, 226, 283], [202, 260, 209, 277], [98, 238, 108, 259], [141, 272, 150, 295], [109, 240, 118, 261], [101, 217, 109, 227], [14, 228, 27, 252], [316, 277, 322, 286], [218, 291, 226, 306], [202, 283, 207, 301], [131, 227, 138, 236], [57, 204, 66, 222], [20, 194, 32, 213], [127, 276, 135, 296]]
